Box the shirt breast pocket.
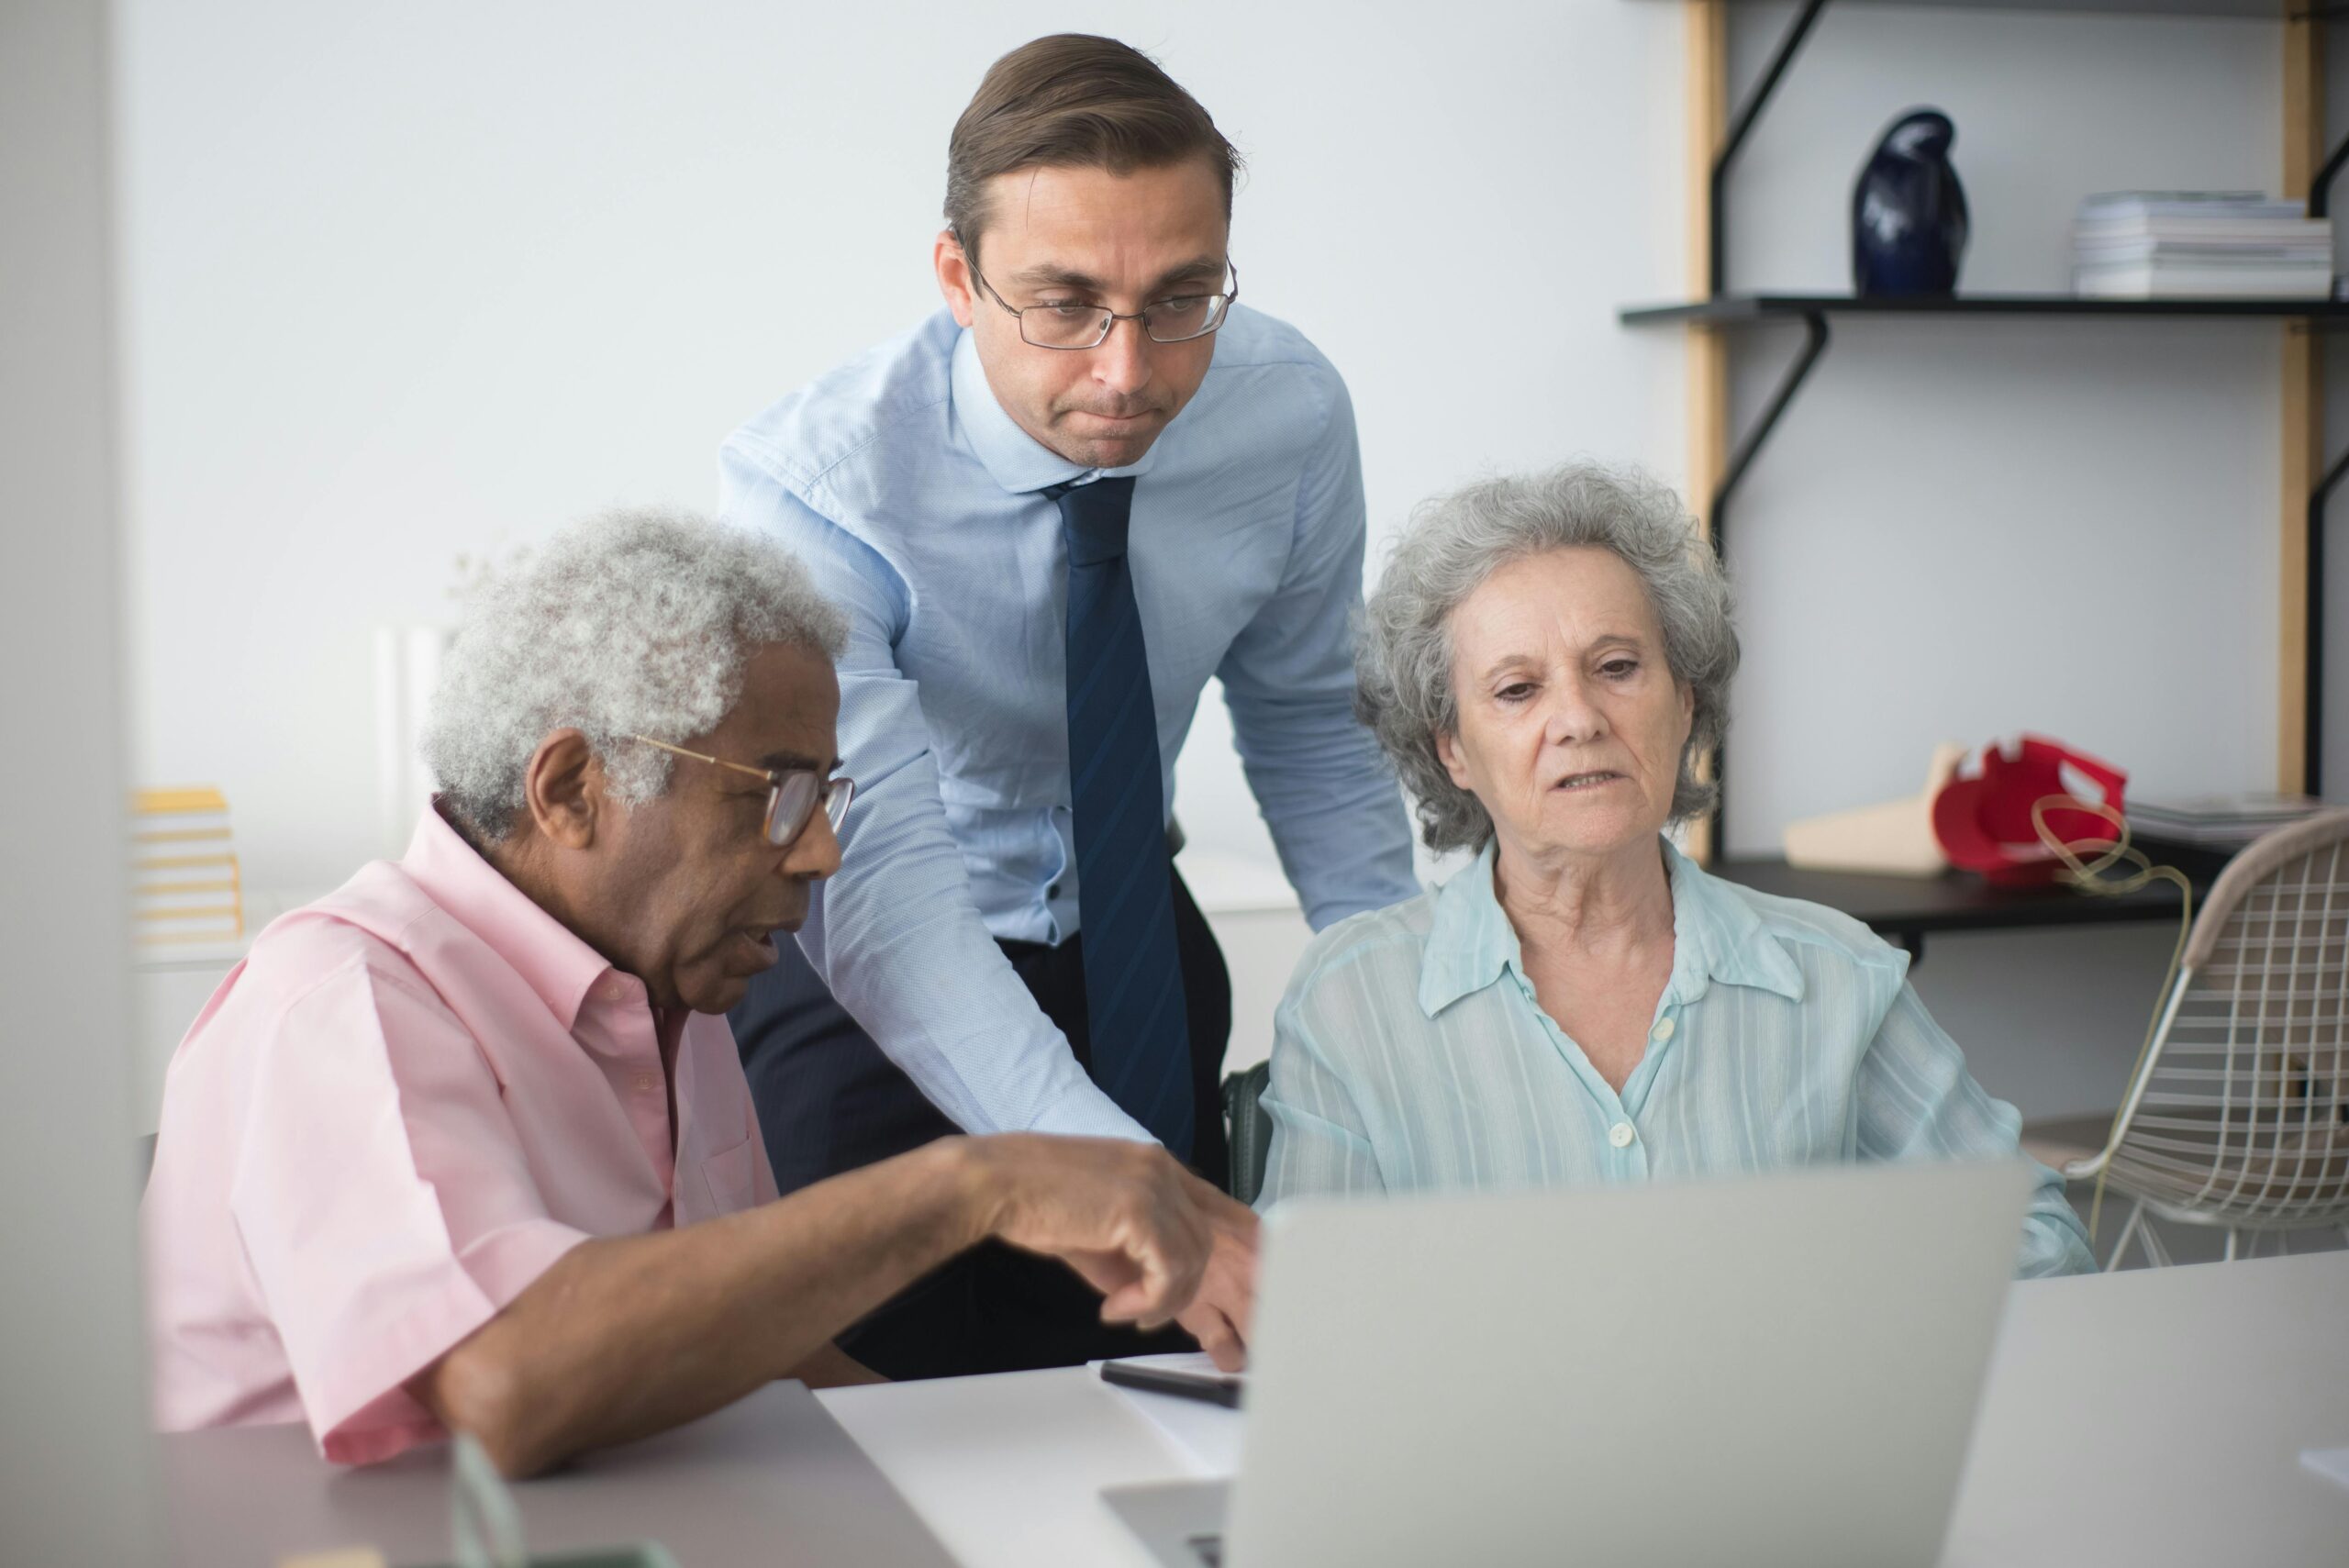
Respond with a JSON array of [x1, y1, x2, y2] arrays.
[[700, 1136, 758, 1216]]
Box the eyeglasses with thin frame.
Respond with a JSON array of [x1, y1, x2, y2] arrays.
[[626, 735, 854, 850], [960, 242, 1239, 351]]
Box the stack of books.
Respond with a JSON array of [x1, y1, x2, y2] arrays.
[[2128, 794, 2328, 852], [129, 786, 246, 947], [2072, 192, 2333, 300]]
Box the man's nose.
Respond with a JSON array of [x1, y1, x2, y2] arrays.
[[781, 810, 842, 881], [1088, 316, 1154, 397]]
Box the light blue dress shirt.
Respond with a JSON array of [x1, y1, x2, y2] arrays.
[[1259, 838, 2094, 1278], [720, 306, 1419, 1140]]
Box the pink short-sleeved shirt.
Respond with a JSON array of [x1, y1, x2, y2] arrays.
[[141, 806, 778, 1464]]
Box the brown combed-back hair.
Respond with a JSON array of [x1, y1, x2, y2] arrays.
[[945, 34, 1242, 256]]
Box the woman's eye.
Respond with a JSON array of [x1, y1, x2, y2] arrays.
[[1601, 660, 1639, 679], [1497, 683, 1535, 703]]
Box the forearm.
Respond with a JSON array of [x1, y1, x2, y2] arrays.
[[417, 1140, 980, 1475], [1225, 692, 1418, 930]]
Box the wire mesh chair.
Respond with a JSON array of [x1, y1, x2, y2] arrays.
[[2066, 809, 2349, 1269]]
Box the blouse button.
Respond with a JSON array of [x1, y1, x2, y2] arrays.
[[1609, 1120, 1637, 1150], [634, 1072, 658, 1094], [1651, 1017, 1676, 1043]]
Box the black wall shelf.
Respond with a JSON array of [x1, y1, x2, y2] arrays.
[[1625, 0, 2339, 939], [1711, 856, 2195, 959], [1620, 0, 2334, 940], [1622, 294, 2349, 325]]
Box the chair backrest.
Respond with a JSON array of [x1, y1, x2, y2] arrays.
[[1223, 1062, 1274, 1207], [2105, 809, 2349, 1228]]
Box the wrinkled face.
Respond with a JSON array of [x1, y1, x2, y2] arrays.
[[594, 642, 843, 1013], [1436, 548, 1694, 866], [937, 158, 1229, 471]]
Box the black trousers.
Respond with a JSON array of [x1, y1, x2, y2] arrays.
[[731, 864, 1232, 1380]]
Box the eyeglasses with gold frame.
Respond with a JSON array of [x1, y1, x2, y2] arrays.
[[625, 735, 854, 850]]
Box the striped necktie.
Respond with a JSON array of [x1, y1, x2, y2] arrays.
[[1049, 475, 1194, 1159]]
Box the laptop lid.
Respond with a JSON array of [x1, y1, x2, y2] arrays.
[[1224, 1159, 2032, 1568]]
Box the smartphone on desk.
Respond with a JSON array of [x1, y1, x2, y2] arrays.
[[1099, 1353, 1245, 1409]]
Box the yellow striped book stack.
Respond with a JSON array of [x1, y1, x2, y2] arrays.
[[130, 787, 245, 947]]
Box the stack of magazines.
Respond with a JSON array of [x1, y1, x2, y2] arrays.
[[2128, 794, 2328, 851], [129, 786, 245, 946], [2072, 192, 2332, 299]]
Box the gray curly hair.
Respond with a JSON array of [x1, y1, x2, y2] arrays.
[[1356, 463, 1739, 853], [422, 507, 848, 843]]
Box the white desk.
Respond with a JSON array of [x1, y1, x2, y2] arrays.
[[819, 1252, 2349, 1568], [160, 1382, 957, 1567]]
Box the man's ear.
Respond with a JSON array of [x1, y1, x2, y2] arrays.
[[521, 729, 601, 851], [934, 229, 977, 328], [1433, 729, 1474, 794]]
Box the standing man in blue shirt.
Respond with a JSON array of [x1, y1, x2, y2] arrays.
[[720, 33, 1419, 1378]]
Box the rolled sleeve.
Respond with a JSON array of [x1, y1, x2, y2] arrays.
[[1216, 373, 1418, 931], [1855, 984, 2096, 1279], [1258, 966, 1387, 1207], [721, 464, 1144, 1141], [230, 955, 587, 1462]]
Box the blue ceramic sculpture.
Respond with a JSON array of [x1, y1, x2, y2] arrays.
[[1853, 109, 1968, 297]]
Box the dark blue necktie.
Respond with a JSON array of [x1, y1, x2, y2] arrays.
[[1050, 476, 1194, 1160]]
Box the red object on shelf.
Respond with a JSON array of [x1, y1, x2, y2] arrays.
[[1930, 734, 2127, 888]]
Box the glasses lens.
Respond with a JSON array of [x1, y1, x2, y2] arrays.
[[765, 773, 820, 847], [1142, 294, 1230, 343], [1020, 306, 1112, 350], [823, 777, 855, 833]]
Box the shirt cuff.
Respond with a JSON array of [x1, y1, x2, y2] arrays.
[[1025, 1078, 1155, 1143]]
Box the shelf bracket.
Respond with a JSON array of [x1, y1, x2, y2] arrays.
[[1709, 0, 1830, 296], [1711, 309, 1831, 550], [2310, 133, 2349, 220], [1705, 308, 1831, 854], [2307, 442, 2349, 795]]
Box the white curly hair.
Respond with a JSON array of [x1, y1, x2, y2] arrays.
[[422, 506, 848, 842], [1356, 463, 1739, 853]]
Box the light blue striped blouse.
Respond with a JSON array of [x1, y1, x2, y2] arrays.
[[1258, 838, 2094, 1278]]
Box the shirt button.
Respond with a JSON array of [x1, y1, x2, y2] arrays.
[[601, 979, 627, 1004], [634, 1072, 657, 1094], [1609, 1121, 1637, 1149], [1651, 1018, 1676, 1043], [1047, 882, 1063, 898]]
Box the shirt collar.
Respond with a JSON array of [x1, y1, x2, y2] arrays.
[[948, 323, 1162, 495], [399, 802, 626, 1030], [1416, 836, 1805, 1018]]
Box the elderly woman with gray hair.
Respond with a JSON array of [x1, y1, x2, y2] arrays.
[[1257, 463, 2092, 1277]]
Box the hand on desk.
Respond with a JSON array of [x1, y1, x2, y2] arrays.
[[406, 1132, 1254, 1479], [966, 1135, 1257, 1369]]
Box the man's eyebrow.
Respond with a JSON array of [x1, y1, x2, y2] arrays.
[[752, 750, 840, 773], [1002, 255, 1230, 295]]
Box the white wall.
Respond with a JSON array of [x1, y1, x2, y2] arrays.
[[117, 0, 1687, 894], [2, 1, 163, 1561], [117, 1, 2321, 1120]]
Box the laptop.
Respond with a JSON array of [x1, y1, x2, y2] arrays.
[[1104, 1158, 2032, 1568]]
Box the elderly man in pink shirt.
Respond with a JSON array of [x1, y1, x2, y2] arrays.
[[142, 508, 1254, 1475]]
